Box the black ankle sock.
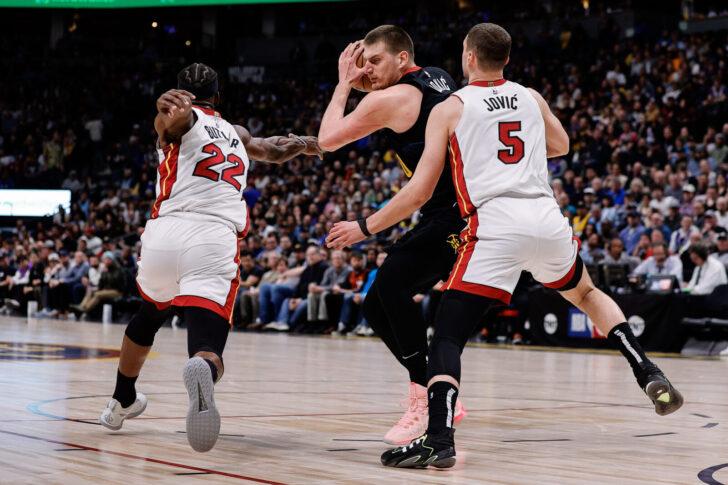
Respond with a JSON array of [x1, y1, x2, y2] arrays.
[[405, 352, 428, 387], [607, 322, 657, 386], [204, 359, 219, 383], [112, 370, 138, 408], [426, 381, 459, 435]]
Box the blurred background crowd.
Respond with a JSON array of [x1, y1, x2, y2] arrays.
[[1, 0, 727, 342]]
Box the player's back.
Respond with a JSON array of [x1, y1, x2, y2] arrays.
[[449, 79, 552, 217], [151, 106, 250, 235]]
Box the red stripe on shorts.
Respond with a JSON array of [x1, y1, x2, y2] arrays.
[[543, 236, 581, 290], [172, 240, 241, 325], [136, 281, 172, 310]]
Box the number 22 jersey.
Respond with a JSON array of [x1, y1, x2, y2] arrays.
[[151, 105, 250, 235]]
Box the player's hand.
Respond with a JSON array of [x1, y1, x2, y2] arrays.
[[156, 89, 195, 118], [337, 41, 365, 88], [289, 134, 323, 157], [326, 220, 365, 249]]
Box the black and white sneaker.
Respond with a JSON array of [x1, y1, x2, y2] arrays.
[[641, 369, 684, 416], [183, 357, 220, 452], [381, 430, 456, 469]]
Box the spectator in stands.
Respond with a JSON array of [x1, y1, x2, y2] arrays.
[[337, 252, 386, 337], [46, 250, 73, 317], [71, 251, 126, 319], [307, 249, 350, 330], [620, 211, 645, 255], [0, 254, 16, 309], [65, 251, 90, 304], [716, 234, 728, 272], [264, 245, 328, 332], [632, 242, 683, 280], [245, 255, 289, 329], [3, 254, 31, 313], [580, 233, 605, 265], [685, 244, 728, 295], [572, 201, 590, 238], [669, 215, 700, 255], [680, 185, 697, 216], [23, 251, 45, 314], [701, 211, 727, 244], [235, 251, 265, 326], [716, 197, 728, 229], [602, 238, 640, 272], [255, 256, 302, 327]]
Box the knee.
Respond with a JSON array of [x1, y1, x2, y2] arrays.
[[125, 301, 168, 347], [568, 281, 595, 308]]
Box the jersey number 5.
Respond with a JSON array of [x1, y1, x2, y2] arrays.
[[193, 143, 245, 190], [497, 121, 525, 164]]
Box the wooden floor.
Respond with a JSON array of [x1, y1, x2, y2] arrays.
[[0, 316, 726, 485]]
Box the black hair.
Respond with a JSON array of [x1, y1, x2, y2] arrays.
[[688, 243, 709, 261], [177, 63, 219, 101]]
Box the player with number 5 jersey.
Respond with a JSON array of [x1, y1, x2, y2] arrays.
[[327, 24, 683, 469]]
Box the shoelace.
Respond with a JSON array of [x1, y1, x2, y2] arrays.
[[395, 394, 427, 427], [399, 435, 426, 452]]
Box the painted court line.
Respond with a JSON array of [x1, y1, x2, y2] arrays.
[[0, 428, 287, 484]]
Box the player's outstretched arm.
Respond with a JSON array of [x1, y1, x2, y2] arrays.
[[154, 89, 196, 146], [326, 98, 458, 249], [234, 126, 317, 164], [527, 88, 569, 158]]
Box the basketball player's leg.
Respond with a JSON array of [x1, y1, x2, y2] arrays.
[[175, 233, 238, 452], [100, 226, 177, 431], [365, 247, 468, 445], [557, 260, 683, 415], [381, 289, 497, 468], [100, 300, 172, 430], [362, 279, 419, 374]]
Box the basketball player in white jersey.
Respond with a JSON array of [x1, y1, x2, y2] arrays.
[[99, 63, 319, 452], [328, 25, 683, 468]]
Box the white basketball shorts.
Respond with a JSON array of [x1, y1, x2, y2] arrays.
[[443, 196, 579, 304], [136, 215, 240, 323]]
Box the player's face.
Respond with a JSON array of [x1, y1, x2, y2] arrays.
[[362, 41, 407, 90]]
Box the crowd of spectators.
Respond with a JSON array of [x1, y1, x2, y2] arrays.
[[1, 8, 727, 337]]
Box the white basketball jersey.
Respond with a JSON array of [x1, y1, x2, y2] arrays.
[[449, 80, 553, 217], [151, 106, 250, 235]]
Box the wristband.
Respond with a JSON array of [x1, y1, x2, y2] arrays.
[[357, 218, 372, 238]]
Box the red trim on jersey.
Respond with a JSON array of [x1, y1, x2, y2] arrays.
[[171, 245, 240, 325], [237, 206, 251, 239], [136, 282, 172, 310], [403, 66, 422, 75], [444, 212, 513, 304], [448, 134, 476, 218], [470, 79, 507, 87], [194, 104, 220, 117], [543, 237, 581, 290], [151, 143, 180, 219], [543, 259, 578, 290]]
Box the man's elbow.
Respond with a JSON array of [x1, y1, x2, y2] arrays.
[[550, 137, 569, 157], [317, 135, 339, 153], [556, 139, 570, 157], [411, 189, 433, 208]]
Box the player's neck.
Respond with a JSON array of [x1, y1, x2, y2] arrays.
[[397, 64, 420, 79], [469, 71, 505, 84]]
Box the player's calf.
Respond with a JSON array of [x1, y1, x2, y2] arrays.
[[183, 307, 230, 452]]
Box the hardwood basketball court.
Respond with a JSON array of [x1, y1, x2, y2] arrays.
[[0, 315, 725, 484]]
